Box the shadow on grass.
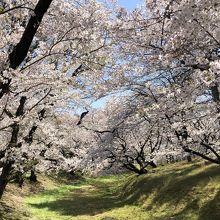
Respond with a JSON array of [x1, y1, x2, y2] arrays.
[[151, 165, 219, 203], [118, 162, 205, 205], [198, 190, 220, 220], [145, 165, 220, 219], [27, 163, 220, 219], [28, 182, 124, 216], [0, 201, 15, 219], [0, 201, 29, 220]]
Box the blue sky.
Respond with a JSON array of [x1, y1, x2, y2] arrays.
[[118, 0, 143, 11]]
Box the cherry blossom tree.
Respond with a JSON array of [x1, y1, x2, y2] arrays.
[[0, 0, 118, 198], [77, 97, 176, 175], [111, 0, 220, 165], [0, 0, 219, 199]]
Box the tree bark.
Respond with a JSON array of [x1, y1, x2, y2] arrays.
[[187, 155, 192, 162], [123, 163, 148, 175], [0, 0, 53, 100], [29, 169, 37, 183], [210, 83, 220, 103], [183, 147, 220, 164], [0, 162, 13, 199], [149, 161, 157, 168], [0, 123, 19, 198], [9, 0, 53, 69]]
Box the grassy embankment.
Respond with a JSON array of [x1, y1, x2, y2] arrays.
[[1, 160, 220, 220]]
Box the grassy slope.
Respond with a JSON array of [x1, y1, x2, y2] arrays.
[[1, 160, 220, 220], [0, 175, 61, 220]]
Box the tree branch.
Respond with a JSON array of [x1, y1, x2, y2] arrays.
[[9, 0, 53, 69]]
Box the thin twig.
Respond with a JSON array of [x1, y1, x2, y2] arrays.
[[0, 4, 34, 15]]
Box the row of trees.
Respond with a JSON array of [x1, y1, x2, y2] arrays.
[[0, 0, 119, 198], [0, 0, 219, 198], [72, 0, 220, 174]]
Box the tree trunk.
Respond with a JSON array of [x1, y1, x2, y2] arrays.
[[149, 161, 157, 168], [183, 146, 220, 164], [9, 0, 53, 69], [187, 155, 192, 162], [139, 168, 148, 174], [0, 162, 13, 199], [29, 169, 37, 183]]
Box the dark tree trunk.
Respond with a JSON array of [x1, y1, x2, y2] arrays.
[[187, 155, 192, 162], [12, 171, 24, 188], [9, 0, 53, 69], [183, 146, 220, 165], [139, 168, 148, 174], [0, 162, 13, 199], [149, 161, 157, 168], [29, 169, 37, 183], [0, 0, 53, 100], [0, 124, 19, 199], [210, 83, 220, 103], [123, 163, 148, 175]]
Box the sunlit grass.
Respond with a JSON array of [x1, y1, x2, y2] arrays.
[[23, 161, 220, 220], [2, 160, 219, 220]]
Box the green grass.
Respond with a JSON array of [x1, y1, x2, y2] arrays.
[[1, 161, 219, 219], [23, 161, 220, 220]]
